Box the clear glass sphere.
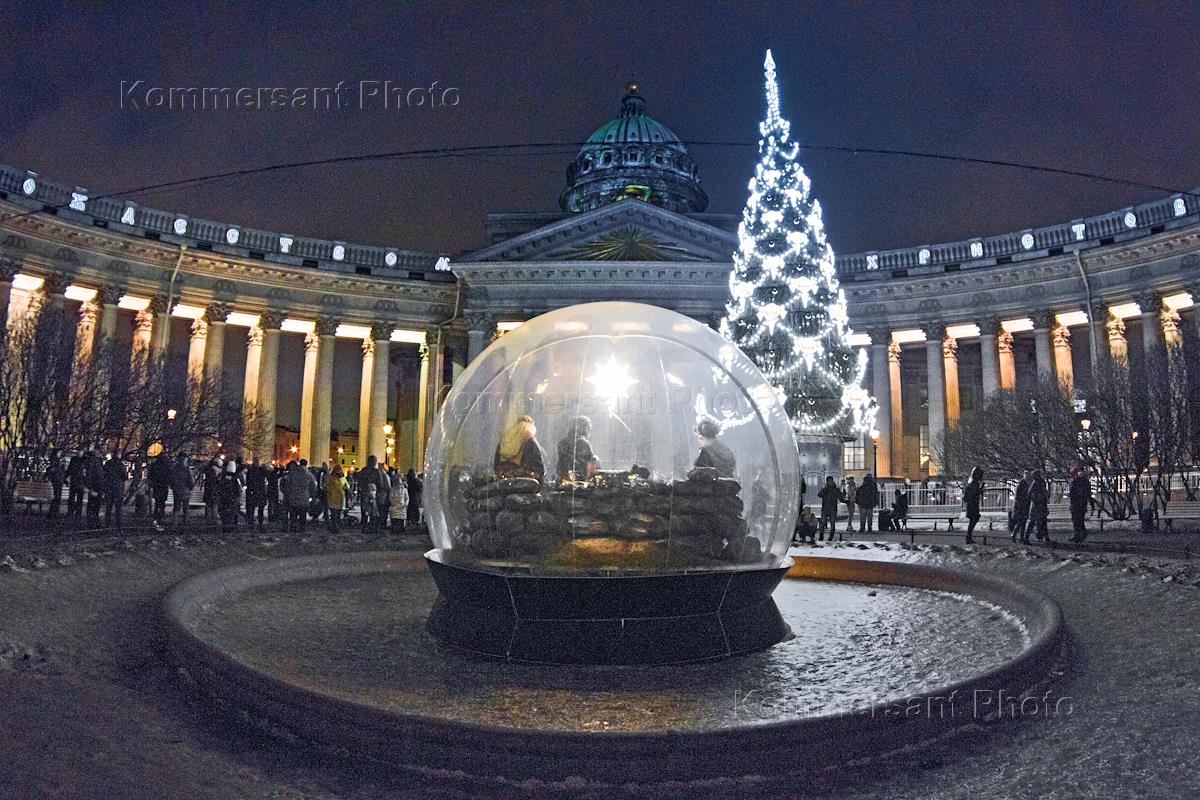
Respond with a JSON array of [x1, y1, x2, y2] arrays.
[[425, 302, 800, 573]]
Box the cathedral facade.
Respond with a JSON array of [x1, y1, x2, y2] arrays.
[[2, 84, 1198, 478]]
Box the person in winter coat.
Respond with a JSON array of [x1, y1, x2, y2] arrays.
[[66, 452, 86, 522], [1068, 463, 1091, 543], [171, 455, 195, 523], [102, 452, 128, 529], [44, 449, 65, 519], [216, 461, 242, 531], [842, 476, 858, 534], [856, 474, 879, 533], [265, 464, 281, 522], [325, 465, 349, 533], [405, 469, 422, 525], [389, 474, 410, 534], [83, 450, 105, 526], [817, 476, 843, 541], [1010, 470, 1031, 543], [147, 453, 172, 524], [891, 488, 909, 531], [357, 456, 389, 530], [963, 466, 984, 544], [244, 458, 268, 530], [494, 415, 546, 481], [202, 457, 223, 522], [1028, 469, 1050, 543], [693, 418, 737, 479], [282, 460, 317, 533]]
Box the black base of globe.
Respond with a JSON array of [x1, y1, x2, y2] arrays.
[[423, 548, 793, 664]]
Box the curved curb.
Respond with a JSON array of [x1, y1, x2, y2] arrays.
[[162, 551, 1064, 785]]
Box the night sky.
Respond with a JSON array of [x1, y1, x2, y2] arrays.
[[3, 3, 1199, 434], [4, 2, 1199, 258]]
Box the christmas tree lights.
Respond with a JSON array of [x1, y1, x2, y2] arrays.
[[722, 50, 877, 437]]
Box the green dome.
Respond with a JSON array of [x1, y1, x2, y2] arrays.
[[561, 82, 707, 214]]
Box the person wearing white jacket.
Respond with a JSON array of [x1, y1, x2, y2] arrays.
[[388, 470, 409, 534]]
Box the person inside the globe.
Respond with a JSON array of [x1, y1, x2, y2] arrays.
[[556, 415, 598, 482], [494, 414, 545, 481], [693, 418, 736, 478]]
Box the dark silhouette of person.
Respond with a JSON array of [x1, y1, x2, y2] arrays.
[[693, 418, 736, 478], [963, 466, 984, 544], [556, 416, 598, 481]]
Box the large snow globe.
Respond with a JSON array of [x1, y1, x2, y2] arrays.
[[424, 302, 801, 663]]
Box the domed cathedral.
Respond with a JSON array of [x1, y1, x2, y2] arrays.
[[1, 81, 1198, 483], [560, 82, 708, 215]]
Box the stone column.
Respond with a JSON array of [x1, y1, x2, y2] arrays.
[[942, 334, 960, 426], [242, 323, 264, 459], [417, 335, 432, 470], [298, 330, 319, 461], [1136, 292, 1162, 356], [358, 336, 375, 464], [464, 310, 494, 363], [185, 318, 207, 401], [1106, 315, 1128, 364], [255, 311, 283, 462], [1032, 310, 1055, 382], [309, 317, 338, 467], [368, 320, 392, 463], [0, 258, 17, 338], [998, 330, 1017, 390], [130, 306, 154, 378], [97, 286, 121, 342], [888, 341, 903, 475], [1190, 285, 1200, 344], [979, 317, 1001, 399], [1053, 323, 1074, 390], [149, 295, 171, 360], [923, 323, 946, 476], [71, 300, 99, 392], [868, 329, 892, 477], [203, 302, 231, 386]]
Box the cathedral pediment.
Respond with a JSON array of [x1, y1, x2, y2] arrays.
[[462, 201, 737, 264]]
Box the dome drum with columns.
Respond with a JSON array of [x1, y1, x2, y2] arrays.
[[2, 81, 1199, 480]]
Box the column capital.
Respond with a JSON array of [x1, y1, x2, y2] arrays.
[[258, 309, 284, 330], [1052, 323, 1071, 348], [979, 317, 1003, 337], [942, 335, 958, 361], [78, 300, 98, 324], [147, 294, 169, 314], [370, 319, 394, 341], [1134, 291, 1162, 314], [1031, 309, 1056, 330], [41, 272, 71, 297], [206, 301, 232, 324], [887, 340, 902, 363], [1106, 315, 1126, 341], [921, 321, 944, 341], [865, 327, 891, 347], [97, 285, 123, 306], [1162, 308, 1182, 340], [1088, 302, 1110, 325], [0, 257, 20, 282], [246, 325, 264, 348], [361, 336, 375, 359], [997, 330, 1014, 354], [315, 316, 339, 337], [463, 309, 495, 331], [133, 307, 154, 332], [419, 341, 431, 361], [304, 330, 320, 353], [189, 317, 208, 340]]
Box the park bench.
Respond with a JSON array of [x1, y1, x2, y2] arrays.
[[13, 480, 65, 514], [905, 505, 963, 530]]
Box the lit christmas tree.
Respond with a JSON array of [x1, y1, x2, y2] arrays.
[[722, 50, 876, 437]]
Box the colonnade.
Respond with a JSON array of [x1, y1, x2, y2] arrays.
[[0, 269, 447, 469], [864, 290, 1197, 477]]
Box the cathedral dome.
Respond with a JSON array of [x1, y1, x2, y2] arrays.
[[560, 82, 708, 214]]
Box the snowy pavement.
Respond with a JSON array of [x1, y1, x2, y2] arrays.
[[0, 531, 1197, 799]]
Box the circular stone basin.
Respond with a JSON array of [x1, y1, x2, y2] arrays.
[[163, 552, 1062, 785]]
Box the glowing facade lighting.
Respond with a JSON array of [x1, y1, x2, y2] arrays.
[[390, 329, 425, 344], [64, 285, 97, 302], [1001, 318, 1033, 333], [119, 295, 150, 311], [11, 274, 44, 292], [281, 318, 316, 334], [1055, 310, 1089, 327]]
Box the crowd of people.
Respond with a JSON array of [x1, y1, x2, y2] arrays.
[[34, 448, 425, 534], [791, 460, 1095, 547]]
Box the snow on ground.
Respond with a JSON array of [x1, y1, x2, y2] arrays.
[[0, 530, 1197, 799]]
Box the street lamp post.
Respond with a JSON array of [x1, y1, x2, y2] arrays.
[[869, 428, 880, 476]]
